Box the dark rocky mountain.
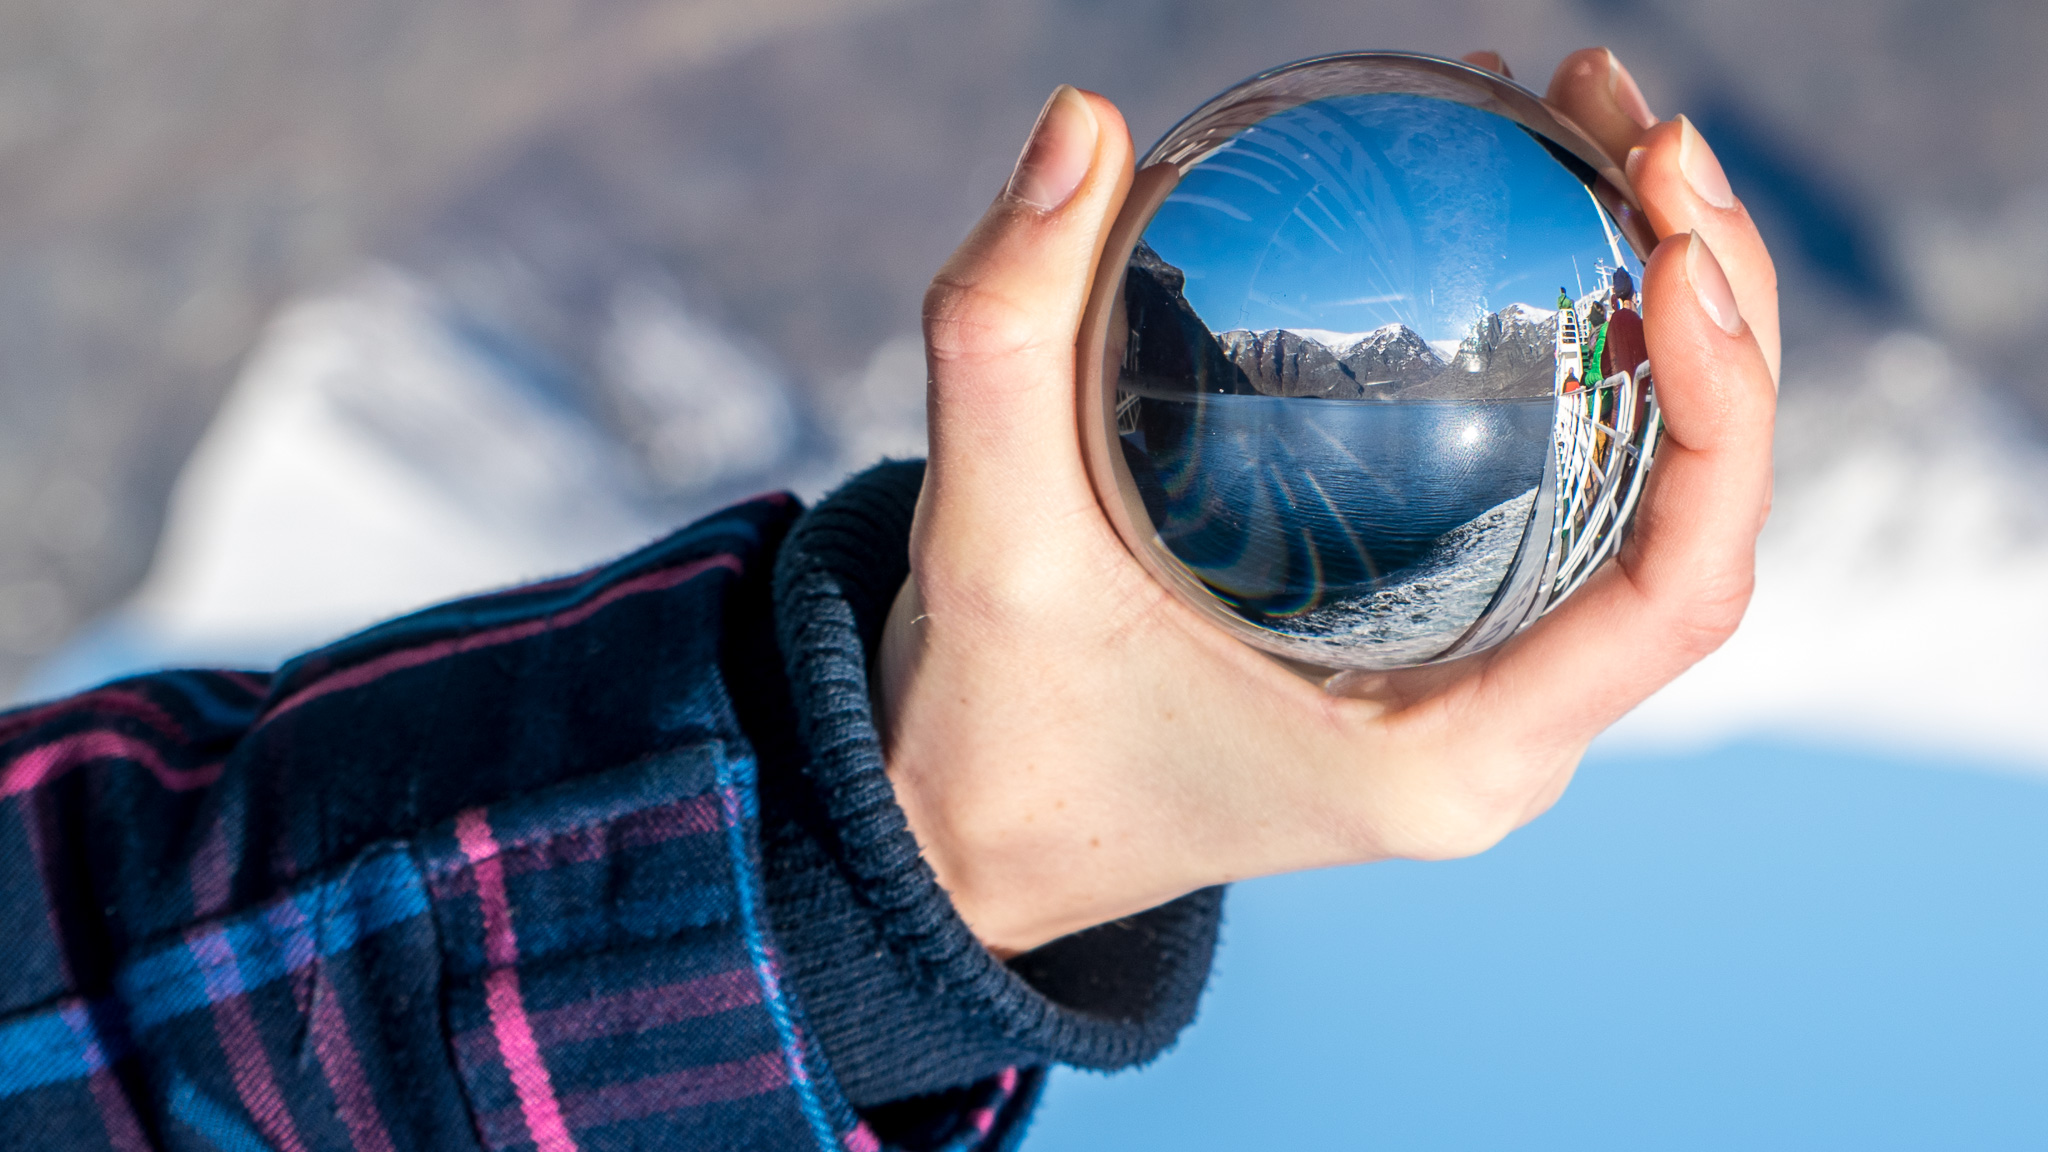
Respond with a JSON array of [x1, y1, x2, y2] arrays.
[[1216, 329, 1366, 398], [1426, 304, 1559, 399], [1120, 241, 1253, 395], [1339, 325, 1447, 389]]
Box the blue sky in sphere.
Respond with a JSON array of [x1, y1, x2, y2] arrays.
[[1028, 743, 2048, 1150], [1141, 93, 1640, 342]]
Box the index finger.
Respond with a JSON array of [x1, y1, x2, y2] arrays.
[[1545, 48, 1659, 169]]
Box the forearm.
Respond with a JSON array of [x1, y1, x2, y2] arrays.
[[0, 478, 1223, 1150]]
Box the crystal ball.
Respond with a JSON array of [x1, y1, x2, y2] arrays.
[[1078, 53, 1662, 670]]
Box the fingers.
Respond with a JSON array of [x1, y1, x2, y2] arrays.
[[1622, 233, 1774, 593], [920, 87, 1134, 505], [1627, 118, 1782, 383], [1460, 50, 1511, 79], [1545, 48, 1658, 165], [1480, 232, 1775, 739], [1548, 49, 1781, 383]]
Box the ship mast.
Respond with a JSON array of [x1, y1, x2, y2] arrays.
[[1587, 185, 1627, 279]]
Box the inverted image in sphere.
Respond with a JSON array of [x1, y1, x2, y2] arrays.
[[1084, 55, 1660, 670]]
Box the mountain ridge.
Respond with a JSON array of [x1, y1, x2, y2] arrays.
[[1121, 241, 1559, 401]]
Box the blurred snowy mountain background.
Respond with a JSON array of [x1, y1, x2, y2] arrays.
[[8, 0, 2047, 769], [8, 1, 2048, 1145]]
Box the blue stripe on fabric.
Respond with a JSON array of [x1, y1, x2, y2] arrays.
[[0, 1002, 116, 1097], [117, 849, 428, 1031], [713, 751, 844, 1152], [168, 1074, 278, 1152]]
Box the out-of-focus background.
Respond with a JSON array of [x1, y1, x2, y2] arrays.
[[5, 0, 2047, 1146]]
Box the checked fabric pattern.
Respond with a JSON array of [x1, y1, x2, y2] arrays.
[[0, 493, 1033, 1152]]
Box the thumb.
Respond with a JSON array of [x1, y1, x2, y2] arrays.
[[920, 86, 1134, 513]]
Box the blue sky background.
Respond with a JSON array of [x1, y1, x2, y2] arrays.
[[1031, 742, 2048, 1149], [1142, 93, 1641, 342]]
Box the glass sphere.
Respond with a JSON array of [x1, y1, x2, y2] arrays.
[[1078, 53, 1662, 670]]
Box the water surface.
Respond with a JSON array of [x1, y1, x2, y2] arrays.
[[1121, 391, 1550, 621]]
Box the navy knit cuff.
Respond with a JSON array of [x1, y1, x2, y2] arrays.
[[760, 459, 1223, 1112]]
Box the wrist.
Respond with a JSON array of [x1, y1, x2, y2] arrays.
[[877, 572, 1280, 956], [877, 576, 1033, 956], [767, 459, 1227, 1097]]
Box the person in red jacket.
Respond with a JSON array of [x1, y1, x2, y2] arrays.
[[1602, 264, 1650, 383]]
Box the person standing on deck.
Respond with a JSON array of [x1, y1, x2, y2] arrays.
[[1556, 288, 1585, 392], [1602, 265, 1649, 382]]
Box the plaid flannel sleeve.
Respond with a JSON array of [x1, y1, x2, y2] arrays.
[[0, 470, 1221, 1152]]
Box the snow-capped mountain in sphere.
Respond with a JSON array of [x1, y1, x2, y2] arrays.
[[1438, 302, 1559, 398]]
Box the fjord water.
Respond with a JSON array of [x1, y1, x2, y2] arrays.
[[1120, 391, 1551, 620]]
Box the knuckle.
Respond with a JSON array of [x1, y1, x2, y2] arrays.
[[1398, 796, 1524, 861], [1400, 816, 1513, 862], [922, 275, 1051, 367], [1356, 721, 1589, 864], [1665, 571, 1755, 660], [1372, 765, 1538, 863], [915, 543, 1071, 633]]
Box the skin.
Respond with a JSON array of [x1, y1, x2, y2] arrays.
[[876, 48, 1780, 958]]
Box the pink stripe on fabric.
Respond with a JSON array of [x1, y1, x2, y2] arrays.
[[0, 688, 181, 746], [87, 1069, 152, 1152], [967, 1065, 1021, 1137], [191, 816, 232, 918], [2, 730, 223, 797], [962, 1067, 1020, 1140], [457, 809, 579, 1152], [262, 554, 743, 724], [526, 968, 762, 1045], [842, 1124, 882, 1152], [474, 1052, 789, 1143], [59, 1003, 150, 1152], [452, 968, 763, 1068], [555, 1051, 790, 1127], [500, 795, 725, 878], [215, 670, 271, 694], [310, 972, 397, 1152], [188, 932, 308, 1152], [426, 795, 727, 899]]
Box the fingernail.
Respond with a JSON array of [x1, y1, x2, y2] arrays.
[[1686, 231, 1745, 335], [1007, 85, 1098, 211], [1677, 116, 1737, 209], [1605, 50, 1658, 130]]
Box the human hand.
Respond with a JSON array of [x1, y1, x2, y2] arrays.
[[876, 49, 1778, 957]]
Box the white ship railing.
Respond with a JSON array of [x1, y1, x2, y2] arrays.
[[1549, 361, 1659, 601]]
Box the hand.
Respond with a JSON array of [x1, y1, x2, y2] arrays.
[[877, 50, 1779, 957]]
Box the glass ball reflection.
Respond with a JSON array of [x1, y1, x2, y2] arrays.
[[1078, 53, 1663, 670]]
